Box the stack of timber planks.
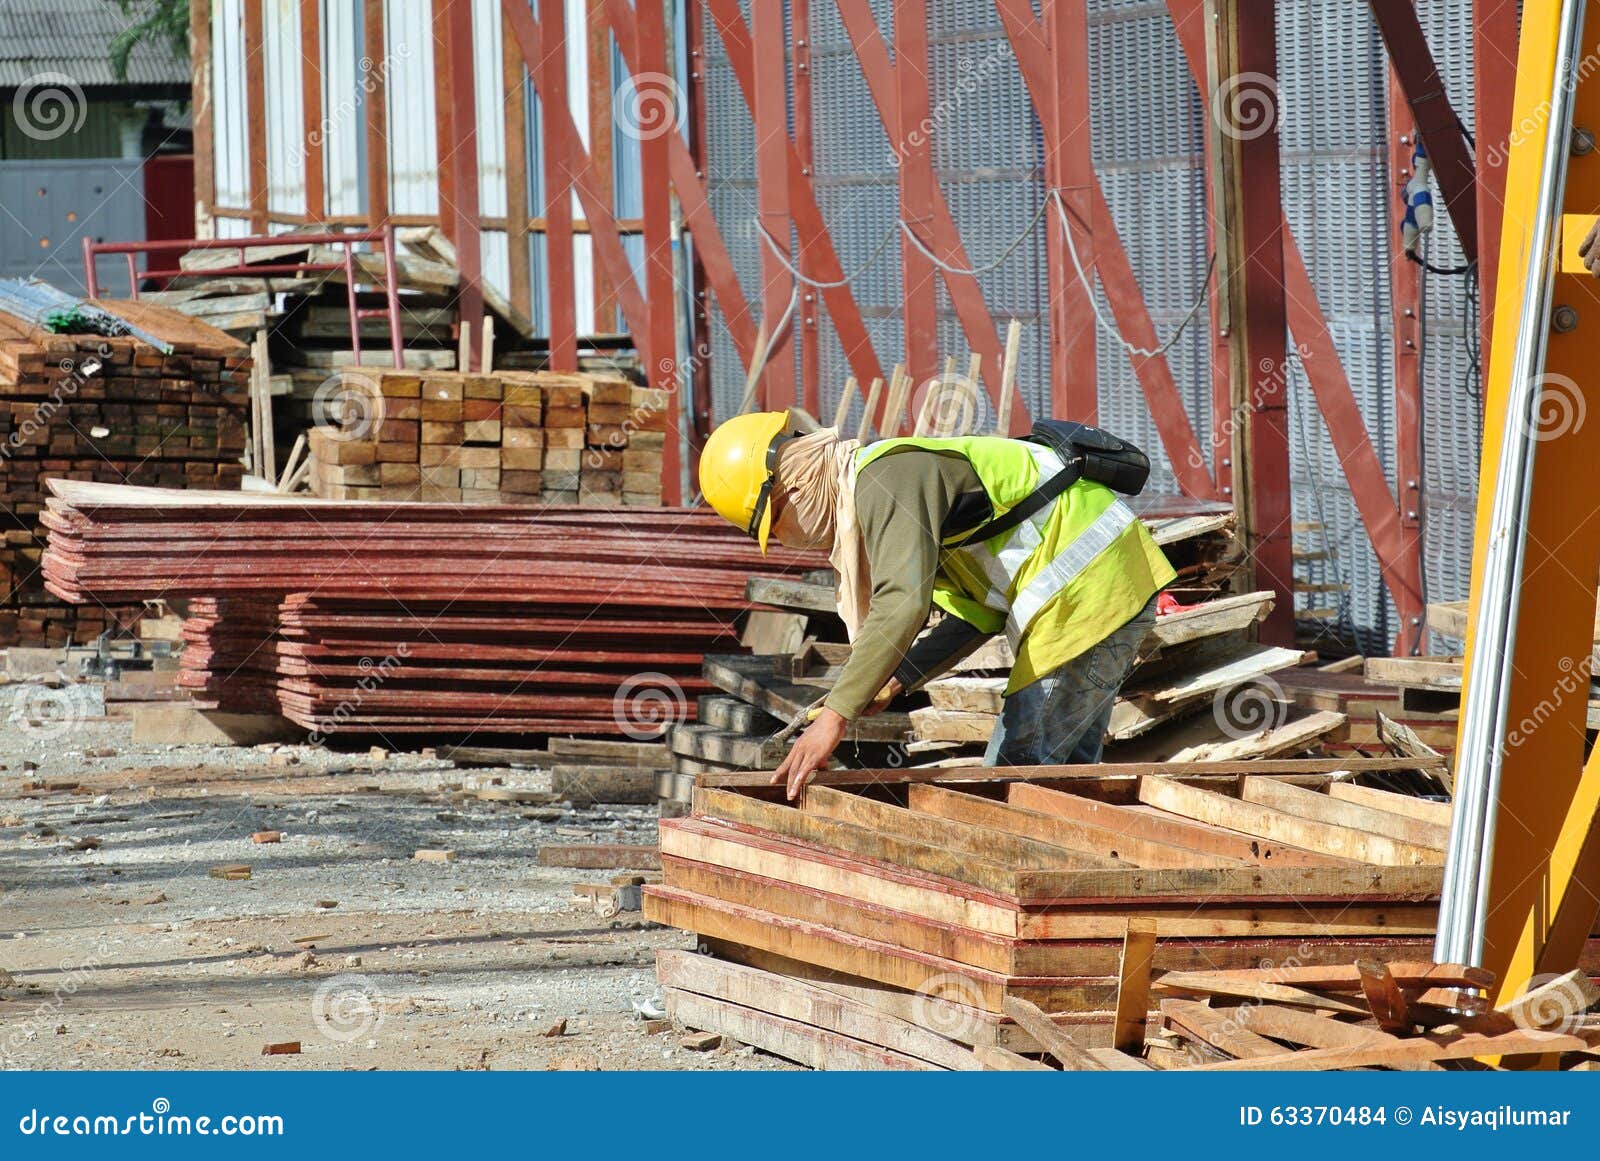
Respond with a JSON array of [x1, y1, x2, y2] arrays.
[[40, 480, 823, 738], [308, 368, 668, 506], [645, 759, 1472, 1069], [0, 300, 247, 646]]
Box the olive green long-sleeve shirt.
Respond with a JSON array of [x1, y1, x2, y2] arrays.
[[822, 448, 995, 720]]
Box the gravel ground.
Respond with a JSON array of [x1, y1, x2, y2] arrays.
[[0, 680, 794, 1071]]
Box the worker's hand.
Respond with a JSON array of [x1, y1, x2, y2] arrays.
[[772, 707, 849, 801], [1581, 218, 1600, 276], [862, 677, 903, 716]]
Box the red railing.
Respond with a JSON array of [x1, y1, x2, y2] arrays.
[[82, 228, 405, 369]]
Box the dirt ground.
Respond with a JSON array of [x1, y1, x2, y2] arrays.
[[0, 680, 793, 1071]]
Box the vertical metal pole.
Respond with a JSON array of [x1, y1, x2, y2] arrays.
[[437, 0, 484, 373], [1387, 56, 1426, 657], [792, 0, 819, 418], [540, 0, 579, 371], [1475, 0, 1519, 399], [300, 0, 326, 223], [751, 0, 795, 410], [639, 0, 683, 503], [191, 0, 217, 238], [895, 0, 937, 415], [363, 0, 388, 231], [383, 226, 404, 368], [1044, 0, 1097, 422]]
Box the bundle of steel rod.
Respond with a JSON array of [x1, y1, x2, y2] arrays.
[[0, 298, 248, 646], [644, 761, 1477, 1069], [40, 480, 821, 737]]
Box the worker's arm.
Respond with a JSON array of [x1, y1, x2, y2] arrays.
[[822, 456, 947, 720]]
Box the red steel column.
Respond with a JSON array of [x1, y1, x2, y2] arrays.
[[539, 0, 578, 371], [1388, 63, 1426, 655], [437, 0, 484, 371], [1044, 0, 1097, 421], [752, 0, 796, 410], [637, 0, 682, 502], [685, 0, 717, 443], [791, 0, 820, 418], [1222, 1, 1294, 645], [894, 0, 937, 411], [363, 0, 388, 229]]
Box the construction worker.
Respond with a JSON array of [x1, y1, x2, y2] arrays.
[[699, 410, 1176, 799]]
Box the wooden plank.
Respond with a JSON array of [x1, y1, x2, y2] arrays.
[[535, 844, 660, 869], [1145, 590, 1275, 647], [1137, 777, 1445, 866], [1327, 782, 1453, 827], [1239, 776, 1450, 850], [1113, 918, 1158, 1053], [1161, 998, 1293, 1060], [1002, 996, 1105, 1070], [547, 736, 671, 765], [973, 1044, 1053, 1071], [657, 950, 981, 1070], [1186, 1028, 1588, 1072], [1229, 1004, 1413, 1052], [641, 885, 1114, 1013], [1364, 655, 1462, 689], [550, 764, 656, 805], [1496, 968, 1600, 1030], [908, 783, 1239, 869], [1166, 710, 1347, 763], [1007, 782, 1338, 867], [696, 756, 1450, 789], [1152, 973, 1370, 1015], [694, 788, 1446, 904], [662, 820, 1435, 940], [702, 653, 910, 742], [665, 988, 936, 1070], [695, 787, 1022, 897], [804, 785, 1125, 871], [1164, 962, 1493, 991], [1357, 959, 1411, 1031]]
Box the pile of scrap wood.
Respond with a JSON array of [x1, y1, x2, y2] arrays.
[[40, 480, 822, 738], [645, 758, 1465, 1069], [1136, 962, 1600, 1071], [0, 298, 247, 647], [307, 367, 668, 506]]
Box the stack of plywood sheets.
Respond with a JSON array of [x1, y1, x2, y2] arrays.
[[307, 368, 666, 507], [645, 760, 1461, 1069]]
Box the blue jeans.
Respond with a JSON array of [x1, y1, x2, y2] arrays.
[[983, 595, 1157, 766]]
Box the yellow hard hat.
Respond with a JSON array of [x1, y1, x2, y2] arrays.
[[699, 410, 795, 554]]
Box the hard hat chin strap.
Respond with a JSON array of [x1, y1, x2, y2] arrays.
[[745, 431, 794, 540]]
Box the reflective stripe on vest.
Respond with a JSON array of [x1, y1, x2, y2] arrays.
[[948, 444, 1138, 644]]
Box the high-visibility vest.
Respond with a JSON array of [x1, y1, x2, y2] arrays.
[[856, 435, 1177, 693]]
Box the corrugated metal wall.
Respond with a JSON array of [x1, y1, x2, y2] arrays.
[[699, 0, 1479, 650]]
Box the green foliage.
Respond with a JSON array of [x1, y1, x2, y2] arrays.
[[109, 0, 191, 83]]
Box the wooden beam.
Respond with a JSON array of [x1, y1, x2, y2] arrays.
[[1112, 918, 1158, 1054], [243, 0, 269, 232], [190, 0, 216, 237], [299, 0, 325, 222], [1239, 776, 1450, 850], [1002, 996, 1105, 1070], [362, 0, 388, 227]]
